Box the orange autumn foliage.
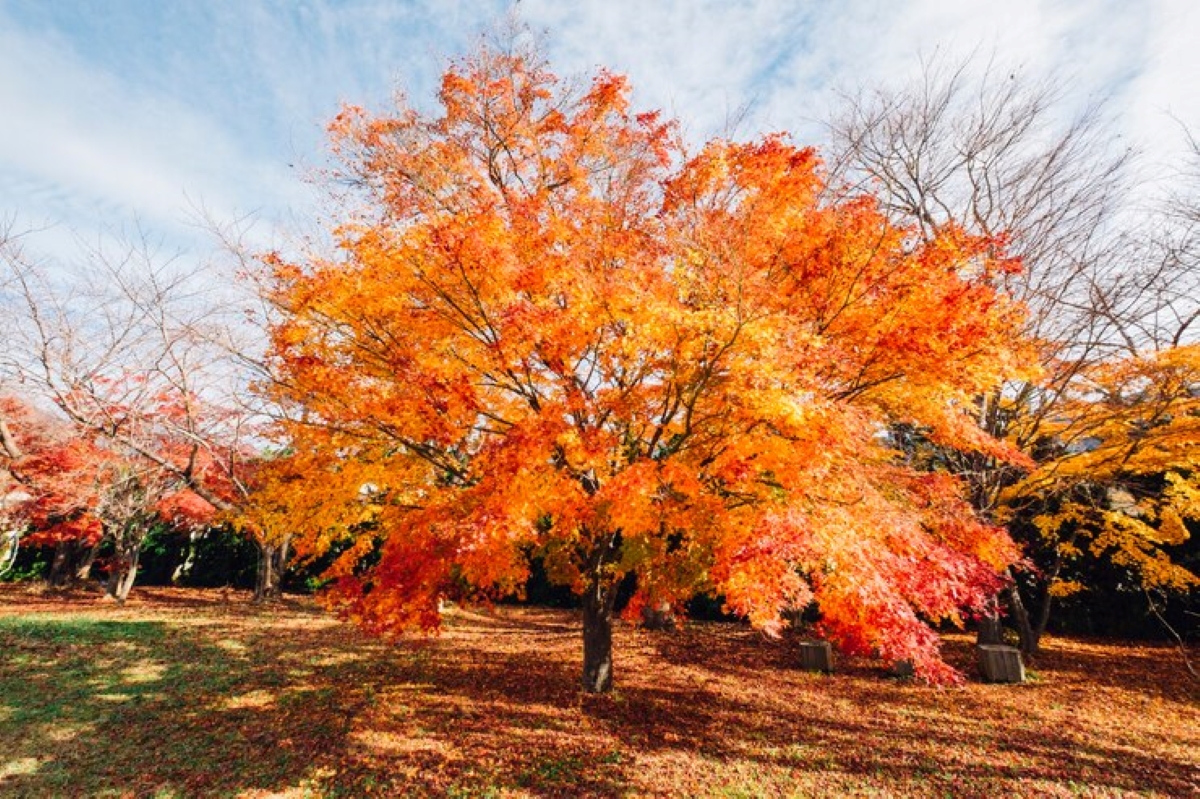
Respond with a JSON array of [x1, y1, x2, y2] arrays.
[[224, 448, 369, 562], [266, 46, 1033, 683]]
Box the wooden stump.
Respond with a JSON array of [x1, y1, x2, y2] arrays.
[[977, 644, 1025, 683], [799, 641, 834, 673]]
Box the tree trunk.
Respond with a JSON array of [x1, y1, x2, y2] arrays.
[[0, 528, 20, 576], [254, 544, 276, 601], [1007, 583, 1039, 655], [105, 546, 141, 602], [582, 575, 617, 693], [49, 539, 94, 587], [1032, 586, 1053, 651], [172, 529, 201, 584], [73, 542, 98, 582], [977, 575, 1042, 654], [254, 536, 291, 601], [112, 546, 140, 602], [1026, 543, 1069, 654], [49, 540, 74, 587], [105, 524, 145, 603]]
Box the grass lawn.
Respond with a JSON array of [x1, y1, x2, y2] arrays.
[[0, 586, 1195, 798]]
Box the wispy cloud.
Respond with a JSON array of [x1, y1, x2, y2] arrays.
[[0, 0, 1194, 260], [522, 0, 1175, 147]]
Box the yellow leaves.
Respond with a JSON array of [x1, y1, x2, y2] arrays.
[[1032, 507, 1087, 544], [1047, 579, 1086, 598], [1163, 471, 1200, 520], [1001, 342, 1199, 597], [1156, 507, 1189, 547], [1089, 510, 1199, 592], [1060, 345, 1200, 475]]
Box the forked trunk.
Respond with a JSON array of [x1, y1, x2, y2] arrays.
[[104, 520, 147, 603], [105, 544, 141, 602], [254, 536, 291, 601], [582, 575, 617, 693]]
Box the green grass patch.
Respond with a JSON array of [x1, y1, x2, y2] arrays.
[[0, 617, 167, 643], [0, 610, 378, 797]]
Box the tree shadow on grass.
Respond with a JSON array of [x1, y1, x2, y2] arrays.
[[0, 603, 1195, 798], [0, 606, 631, 798], [367, 611, 1198, 797], [620, 623, 1197, 797], [1020, 635, 1200, 700], [0, 614, 401, 797]]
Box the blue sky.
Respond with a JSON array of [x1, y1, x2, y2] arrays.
[[2, 0, 1197, 259]]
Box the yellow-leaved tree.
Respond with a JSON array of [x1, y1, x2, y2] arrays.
[[1001, 344, 1200, 635]]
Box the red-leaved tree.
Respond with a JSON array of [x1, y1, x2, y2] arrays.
[[0, 396, 106, 583]]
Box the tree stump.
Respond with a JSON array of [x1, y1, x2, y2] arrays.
[[977, 644, 1025, 683], [799, 641, 834, 673], [640, 602, 676, 631]]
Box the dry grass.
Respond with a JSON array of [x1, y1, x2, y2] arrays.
[[0, 585, 1196, 798]]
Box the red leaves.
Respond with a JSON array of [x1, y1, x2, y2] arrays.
[[0, 396, 108, 544], [155, 490, 217, 530]]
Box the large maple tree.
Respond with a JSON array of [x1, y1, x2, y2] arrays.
[[266, 45, 1033, 689]]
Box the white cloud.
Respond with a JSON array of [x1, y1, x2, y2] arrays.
[[519, 0, 811, 139], [0, 10, 311, 256], [0, 0, 1195, 264], [0, 0, 509, 257], [1123, 0, 1200, 175], [515, 0, 1173, 153]]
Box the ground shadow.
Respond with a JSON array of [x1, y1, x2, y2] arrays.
[[0, 596, 1195, 797]]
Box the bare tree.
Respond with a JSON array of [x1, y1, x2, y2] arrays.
[[824, 56, 1197, 653], [95, 463, 172, 601], [1146, 126, 1200, 348], [0, 229, 276, 598]]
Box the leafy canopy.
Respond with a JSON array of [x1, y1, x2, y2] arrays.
[[266, 45, 1033, 682]]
